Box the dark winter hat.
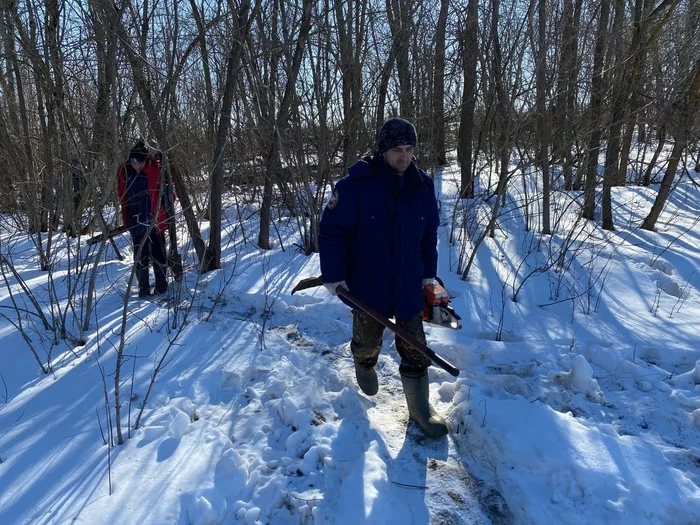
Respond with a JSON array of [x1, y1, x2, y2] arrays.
[[129, 140, 148, 163], [377, 117, 417, 154]]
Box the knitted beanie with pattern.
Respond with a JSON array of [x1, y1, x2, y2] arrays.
[[377, 118, 417, 154]]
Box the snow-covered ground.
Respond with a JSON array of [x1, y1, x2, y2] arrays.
[[0, 161, 699, 524]]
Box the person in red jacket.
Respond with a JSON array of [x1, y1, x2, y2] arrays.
[[116, 140, 168, 297]]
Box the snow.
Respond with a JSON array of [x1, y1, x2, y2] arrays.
[[1, 162, 699, 524]]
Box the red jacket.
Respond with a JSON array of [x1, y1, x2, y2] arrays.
[[116, 158, 168, 234]]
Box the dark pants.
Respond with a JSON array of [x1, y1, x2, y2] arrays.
[[350, 310, 431, 378], [132, 230, 168, 294]]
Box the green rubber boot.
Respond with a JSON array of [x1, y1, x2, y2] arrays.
[[401, 373, 448, 438], [354, 359, 379, 396]]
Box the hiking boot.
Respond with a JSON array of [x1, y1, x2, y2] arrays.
[[401, 373, 448, 438], [354, 360, 379, 396]]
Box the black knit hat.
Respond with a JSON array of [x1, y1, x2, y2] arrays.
[[129, 140, 148, 163], [377, 117, 417, 154]]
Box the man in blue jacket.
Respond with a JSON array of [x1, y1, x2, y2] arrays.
[[318, 118, 448, 438]]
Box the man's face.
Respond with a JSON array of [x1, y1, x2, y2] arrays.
[[383, 145, 415, 175], [130, 158, 145, 172]]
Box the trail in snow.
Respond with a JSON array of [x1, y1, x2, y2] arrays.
[[165, 285, 510, 524]]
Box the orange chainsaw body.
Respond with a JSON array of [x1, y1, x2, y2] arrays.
[[422, 282, 462, 329]]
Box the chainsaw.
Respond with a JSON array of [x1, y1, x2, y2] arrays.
[[422, 278, 462, 330], [290, 275, 462, 330], [290, 275, 460, 376]]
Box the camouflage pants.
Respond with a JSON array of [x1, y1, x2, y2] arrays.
[[350, 309, 431, 378]]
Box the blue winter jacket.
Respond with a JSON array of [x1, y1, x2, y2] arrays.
[[318, 154, 439, 320]]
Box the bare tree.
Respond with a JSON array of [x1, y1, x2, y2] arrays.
[[457, 0, 478, 198], [202, 0, 256, 272], [553, 0, 582, 190], [601, 0, 681, 230], [2, 1, 48, 267], [256, 0, 314, 250], [487, 0, 511, 240], [334, 0, 369, 172], [374, 9, 397, 135], [582, 0, 611, 221], [429, 0, 449, 166], [535, 0, 551, 235], [641, 59, 700, 231], [387, 0, 414, 119]]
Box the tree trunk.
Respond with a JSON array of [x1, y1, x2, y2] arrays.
[[87, 5, 118, 187], [335, 0, 368, 172], [600, 0, 627, 230], [641, 59, 700, 230], [554, 0, 582, 189], [602, 0, 628, 195], [642, 125, 666, 186], [457, 0, 478, 198], [488, 0, 510, 240], [387, 0, 414, 119], [375, 43, 397, 135], [202, 0, 254, 272], [430, 0, 448, 166], [536, 0, 550, 235], [189, 0, 216, 147], [3, 2, 40, 238], [582, 0, 611, 220]]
